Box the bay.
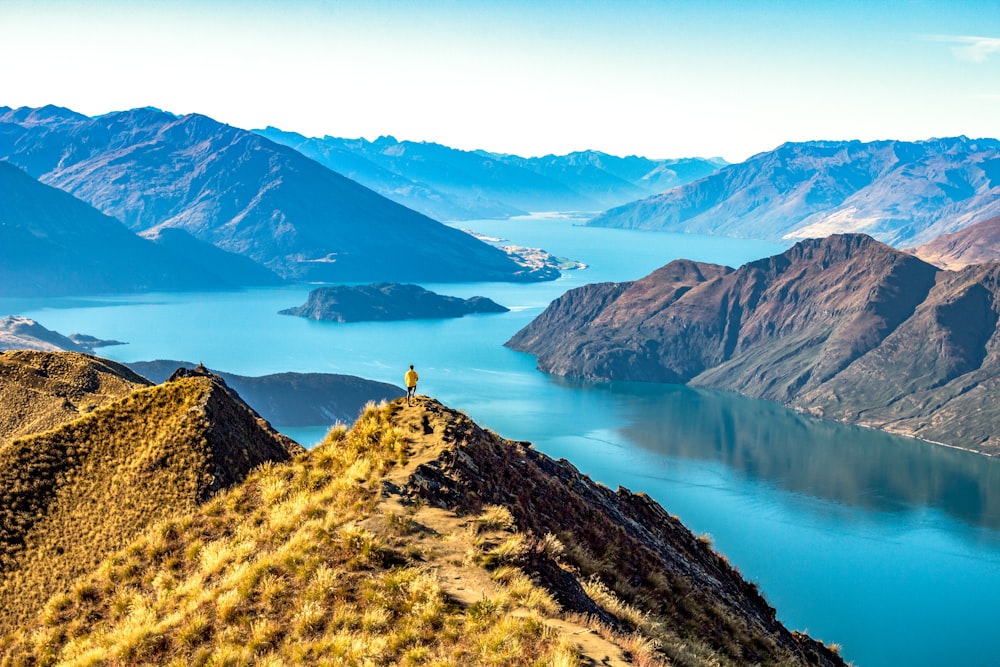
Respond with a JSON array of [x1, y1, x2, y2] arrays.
[[5, 215, 1000, 667]]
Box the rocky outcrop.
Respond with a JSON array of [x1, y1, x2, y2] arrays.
[[507, 234, 1000, 453], [588, 137, 1000, 246], [279, 282, 509, 322], [392, 398, 844, 667]]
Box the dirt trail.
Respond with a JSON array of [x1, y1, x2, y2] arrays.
[[368, 396, 633, 666]]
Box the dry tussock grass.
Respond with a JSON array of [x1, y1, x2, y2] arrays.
[[0, 403, 577, 666]]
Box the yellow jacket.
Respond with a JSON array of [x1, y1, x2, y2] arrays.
[[405, 369, 419, 387]]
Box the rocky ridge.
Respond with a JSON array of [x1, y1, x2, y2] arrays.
[[126, 359, 405, 427]]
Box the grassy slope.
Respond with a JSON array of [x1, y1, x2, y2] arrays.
[[1, 398, 843, 667], [0, 351, 150, 446], [0, 374, 300, 637]]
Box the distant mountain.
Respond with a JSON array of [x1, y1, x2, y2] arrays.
[[126, 360, 404, 427], [588, 137, 1000, 246], [508, 234, 1000, 454], [907, 215, 1000, 270], [279, 282, 509, 322], [255, 127, 725, 220], [0, 315, 124, 353], [0, 106, 549, 283], [0, 161, 267, 296], [0, 354, 302, 633]]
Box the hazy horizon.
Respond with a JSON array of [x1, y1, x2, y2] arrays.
[[2, 0, 998, 163]]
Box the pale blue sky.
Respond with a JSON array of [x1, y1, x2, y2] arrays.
[[1, 0, 998, 161]]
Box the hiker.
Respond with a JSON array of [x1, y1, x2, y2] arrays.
[[405, 365, 419, 405]]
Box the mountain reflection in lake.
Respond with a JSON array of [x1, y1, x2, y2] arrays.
[[547, 377, 1000, 535]]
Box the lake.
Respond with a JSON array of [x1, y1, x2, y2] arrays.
[[6, 215, 1000, 667]]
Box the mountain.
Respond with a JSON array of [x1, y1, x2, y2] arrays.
[[0, 160, 265, 296], [0, 315, 125, 354], [907, 215, 1000, 270], [279, 282, 509, 322], [126, 360, 404, 427], [588, 137, 1000, 246], [507, 234, 1000, 454], [0, 355, 302, 633], [255, 127, 724, 220], [140, 227, 285, 286], [0, 395, 844, 666], [0, 106, 549, 283]]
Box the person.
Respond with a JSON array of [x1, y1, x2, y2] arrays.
[[404, 365, 419, 405]]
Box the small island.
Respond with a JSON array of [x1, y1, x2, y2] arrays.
[[279, 282, 509, 322]]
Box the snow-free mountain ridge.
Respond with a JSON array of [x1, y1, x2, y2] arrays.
[[588, 137, 1000, 246]]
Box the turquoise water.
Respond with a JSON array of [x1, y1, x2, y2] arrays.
[[6, 217, 1000, 667]]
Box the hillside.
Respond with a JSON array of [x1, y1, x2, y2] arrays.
[[507, 234, 1000, 454], [588, 137, 1000, 246], [907, 215, 1000, 270], [0, 350, 149, 445], [255, 127, 724, 220], [126, 360, 404, 427], [0, 161, 259, 296], [0, 357, 302, 635], [0, 396, 844, 666], [0, 105, 551, 283], [279, 282, 509, 322]]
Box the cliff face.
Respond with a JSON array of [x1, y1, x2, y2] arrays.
[[0, 355, 302, 634], [507, 234, 1000, 453]]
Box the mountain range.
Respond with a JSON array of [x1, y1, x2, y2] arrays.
[[507, 234, 1000, 454], [0, 351, 843, 666], [0, 161, 278, 296], [588, 137, 1000, 247], [255, 127, 726, 220], [0, 105, 548, 284]]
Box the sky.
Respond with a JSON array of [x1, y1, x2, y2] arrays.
[[1, 0, 998, 163]]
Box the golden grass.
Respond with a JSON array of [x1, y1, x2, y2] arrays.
[[0, 403, 573, 666]]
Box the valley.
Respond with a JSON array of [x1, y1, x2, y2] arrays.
[[4, 217, 1000, 667]]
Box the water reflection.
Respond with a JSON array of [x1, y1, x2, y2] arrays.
[[564, 379, 1000, 532]]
